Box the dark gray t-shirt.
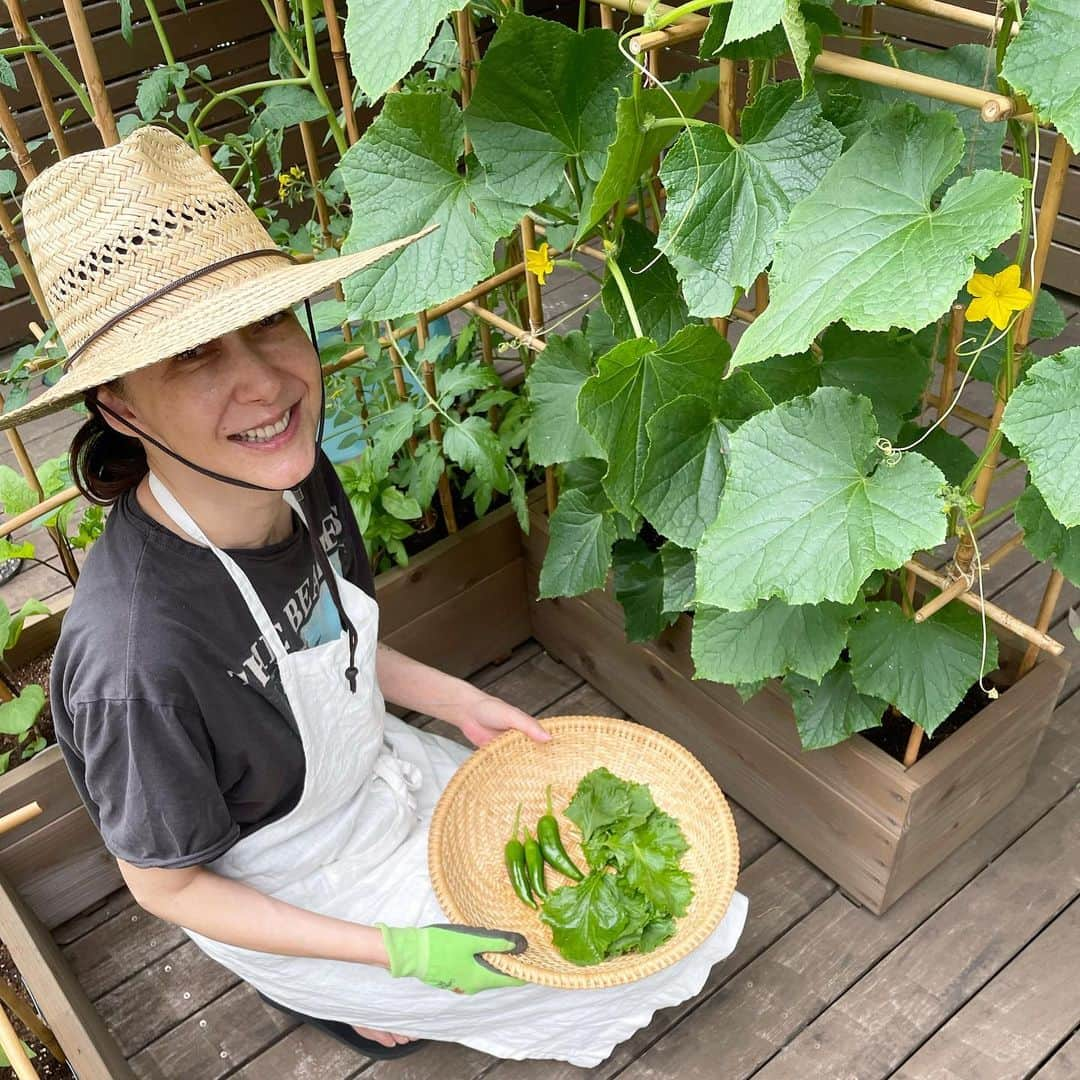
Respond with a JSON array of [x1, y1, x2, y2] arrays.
[[50, 454, 375, 869]]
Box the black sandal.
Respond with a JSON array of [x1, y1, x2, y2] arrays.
[[256, 990, 428, 1060]]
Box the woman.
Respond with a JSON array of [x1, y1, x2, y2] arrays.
[[2, 128, 747, 1068]]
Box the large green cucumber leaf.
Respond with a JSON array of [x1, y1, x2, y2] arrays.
[[730, 107, 1026, 370], [344, 1, 463, 101], [1016, 483, 1080, 587], [637, 372, 770, 548], [691, 597, 856, 685], [340, 92, 525, 321], [783, 663, 887, 750], [465, 13, 629, 206], [658, 81, 841, 318], [538, 488, 618, 598], [745, 349, 819, 403], [848, 601, 998, 736], [1001, 348, 1080, 527], [579, 70, 718, 243], [613, 538, 675, 642], [660, 542, 696, 616], [696, 387, 948, 610], [1002, 0, 1080, 153], [601, 219, 692, 345], [579, 324, 729, 518], [818, 324, 931, 440], [722, 0, 821, 90], [700, 2, 839, 64], [525, 331, 602, 466]]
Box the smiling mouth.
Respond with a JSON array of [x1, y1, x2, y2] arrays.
[[229, 407, 293, 444]]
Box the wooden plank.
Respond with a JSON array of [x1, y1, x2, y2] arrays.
[[364, 1039, 493, 1080], [745, 788, 1080, 1080], [0, 869, 135, 1079], [228, 1024, 368, 1079], [382, 557, 531, 679], [1034, 1030, 1080, 1079], [0, 746, 82, 851], [480, 842, 834, 1080], [129, 982, 297, 1080], [610, 683, 1080, 1080], [52, 886, 135, 947], [892, 898, 1080, 1080], [94, 939, 238, 1057]]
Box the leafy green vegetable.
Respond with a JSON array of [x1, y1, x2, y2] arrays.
[[540, 870, 627, 966], [783, 663, 887, 750], [524, 332, 601, 467], [538, 488, 618, 599]]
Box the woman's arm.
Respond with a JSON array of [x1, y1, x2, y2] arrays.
[[375, 644, 550, 747], [118, 859, 391, 966]]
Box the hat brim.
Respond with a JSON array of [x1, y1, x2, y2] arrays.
[[0, 225, 436, 430]]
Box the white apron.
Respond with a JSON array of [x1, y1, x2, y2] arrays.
[[151, 473, 749, 1068]]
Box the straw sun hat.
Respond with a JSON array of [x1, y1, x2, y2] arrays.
[[0, 125, 432, 430]]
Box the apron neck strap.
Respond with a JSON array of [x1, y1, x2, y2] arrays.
[[148, 472, 290, 664]]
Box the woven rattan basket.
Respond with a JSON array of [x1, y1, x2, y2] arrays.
[[428, 715, 740, 989]]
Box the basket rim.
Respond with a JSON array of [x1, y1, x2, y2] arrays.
[[428, 714, 741, 989]]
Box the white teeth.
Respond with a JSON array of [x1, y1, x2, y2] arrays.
[[235, 408, 290, 442]]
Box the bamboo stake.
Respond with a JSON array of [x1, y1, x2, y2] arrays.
[[904, 558, 1063, 655], [604, 0, 1025, 120], [913, 573, 967, 623], [1018, 569, 1064, 677], [0, 201, 49, 318], [455, 7, 475, 106], [0, 486, 79, 540], [753, 273, 769, 315], [463, 302, 547, 353], [322, 0, 360, 145], [62, 0, 119, 145], [883, 0, 1019, 37], [519, 217, 544, 344], [0, 1003, 36, 1080], [0, 979, 62, 1065], [712, 58, 737, 341], [983, 531, 1025, 571], [937, 303, 965, 416], [0, 91, 36, 180], [416, 312, 458, 533], [384, 323, 434, 529], [902, 723, 923, 767], [0, 802, 39, 836], [600, 3, 614, 30], [474, 295, 501, 427], [6, 0, 70, 156], [860, 3, 875, 39]]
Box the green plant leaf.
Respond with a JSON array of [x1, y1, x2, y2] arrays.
[[579, 324, 728, 517], [691, 597, 856, 684], [539, 488, 617, 598], [566, 767, 651, 842], [2, 597, 49, 653], [379, 487, 422, 521], [783, 662, 887, 750], [1001, 348, 1080, 527], [524, 332, 602, 466], [1016, 484, 1080, 587], [658, 81, 841, 317], [0, 538, 34, 560], [747, 349, 819, 403], [660, 542, 696, 617], [0, 466, 37, 517], [540, 871, 628, 966], [340, 91, 526, 321], [613, 538, 671, 643], [136, 64, 187, 121], [1002, 0, 1080, 152], [849, 601, 998, 736], [0, 56, 16, 91], [720, 0, 822, 90], [579, 69, 719, 242], [443, 415, 507, 494], [696, 387, 948, 610], [818, 324, 931, 440], [466, 13, 629, 206], [601, 219, 692, 345], [253, 85, 328, 135], [0, 685, 45, 737], [345, 0, 464, 101], [730, 107, 1026, 370]]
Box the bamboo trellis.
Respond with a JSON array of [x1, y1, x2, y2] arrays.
[[0, 0, 1073, 767]]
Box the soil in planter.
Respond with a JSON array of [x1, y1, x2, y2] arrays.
[[0, 647, 56, 774], [861, 682, 994, 765], [0, 940, 68, 1078]]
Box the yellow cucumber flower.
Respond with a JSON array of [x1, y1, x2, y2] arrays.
[[525, 241, 555, 286], [964, 264, 1033, 330]]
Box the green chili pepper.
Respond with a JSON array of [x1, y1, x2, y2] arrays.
[[523, 828, 548, 901], [537, 784, 584, 882], [504, 803, 536, 909]]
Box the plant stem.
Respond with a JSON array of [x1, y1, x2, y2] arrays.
[[747, 59, 766, 105], [974, 496, 1019, 531], [301, 0, 348, 156], [648, 0, 717, 32], [605, 255, 644, 338], [143, 0, 203, 148], [578, 0, 587, 33], [258, 0, 310, 74], [645, 175, 662, 227], [22, 34, 94, 120], [643, 116, 709, 131], [193, 76, 308, 129]]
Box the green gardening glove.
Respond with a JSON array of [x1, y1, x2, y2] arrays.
[[377, 923, 528, 994]]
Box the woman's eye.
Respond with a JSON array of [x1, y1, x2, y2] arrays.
[[174, 346, 203, 363], [258, 310, 289, 329]]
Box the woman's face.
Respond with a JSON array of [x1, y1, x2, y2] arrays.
[[99, 309, 322, 491]]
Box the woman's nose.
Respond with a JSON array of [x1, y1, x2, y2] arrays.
[[225, 334, 285, 401]]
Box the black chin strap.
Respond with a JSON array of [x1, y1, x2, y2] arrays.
[[96, 298, 360, 692]]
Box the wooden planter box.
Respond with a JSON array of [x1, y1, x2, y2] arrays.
[[0, 503, 531, 1077], [522, 499, 1069, 914]]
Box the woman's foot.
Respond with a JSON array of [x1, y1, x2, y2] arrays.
[[351, 1024, 416, 1048]]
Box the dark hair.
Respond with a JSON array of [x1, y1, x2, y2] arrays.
[[70, 386, 148, 505]]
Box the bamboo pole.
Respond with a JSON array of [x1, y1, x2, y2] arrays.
[[1018, 569, 1064, 677], [982, 531, 1025, 571], [416, 312, 458, 533], [913, 573, 968, 623], [322, 0, 360, 145], [0, 486, 79, 539], [62, 0, 119, 145], [600, 2, 614, 30], [0, 980, 61, 1065], [5, 0, 71, 155], [463, 302, 547, 353], [937, 303, 965, 415], [0, 802, 39, 836], [455, 8, 475, 110], [904, 558, 1064, 655], [0, 91, 36, 180], [860, 3, 875, 39], [0, 1003, 36, 1080], [604, 0, 1025, 120], [883, 0, 1019, 37], [712, 58, 737, 341], [0, 201, 49, 318], [519, 217, 544, 343]]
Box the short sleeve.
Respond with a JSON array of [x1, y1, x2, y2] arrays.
[[62, 698, 240, 868]]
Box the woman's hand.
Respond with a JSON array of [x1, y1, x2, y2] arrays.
[[452, 691, 552, 748]]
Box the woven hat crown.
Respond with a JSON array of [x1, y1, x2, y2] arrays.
[[23, 126, 275, 362]]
